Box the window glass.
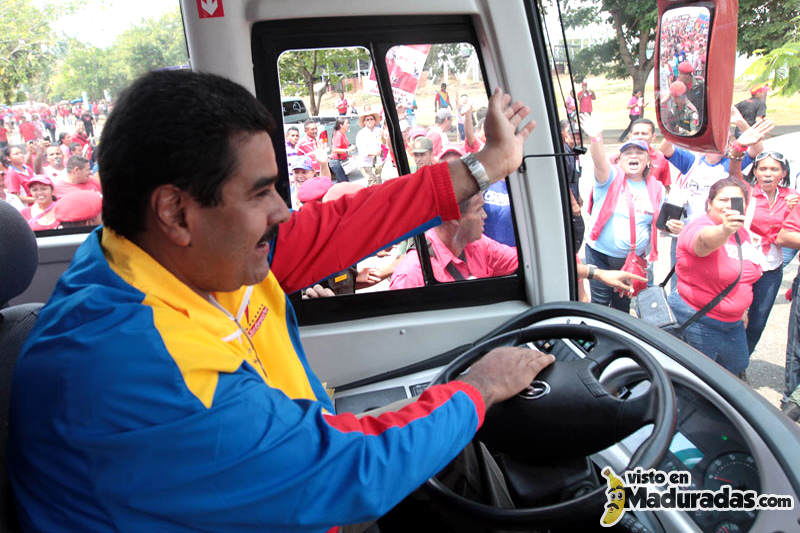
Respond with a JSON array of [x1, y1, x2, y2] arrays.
[[275, 41, 519, 299], [381, 43, 519, 291], [0, 1, 187, 236]]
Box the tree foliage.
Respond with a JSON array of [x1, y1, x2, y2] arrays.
[[742, 17, 800, 96], [424, 43, 470, 83], [278, 48, 370, 115], [737, 0, 799, 57], [562, 0, 657, 94], [562, 0, 799, 93], [0, 0, 82, 103]]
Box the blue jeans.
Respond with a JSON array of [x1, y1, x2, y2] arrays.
[[746, 266, 782, 354], [784, 272, 800, 407], [585, 245, 632, 313], [782, 247, 798, 268], [328, 159, 349, 183], [668, 291, 750, 375], [669, 237, 678, 293]]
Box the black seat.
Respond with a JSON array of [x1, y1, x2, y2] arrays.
[[0, 201, 42, 533]]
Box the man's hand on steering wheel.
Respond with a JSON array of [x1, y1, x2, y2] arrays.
[[460, 347, 554, 408]]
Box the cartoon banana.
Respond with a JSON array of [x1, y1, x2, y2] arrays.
[[600, 467, 626, 527]]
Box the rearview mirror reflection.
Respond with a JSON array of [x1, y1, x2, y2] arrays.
[[658, 6, 710, 137]]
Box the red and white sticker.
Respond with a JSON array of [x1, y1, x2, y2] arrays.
[[196, 0, 224, 18]]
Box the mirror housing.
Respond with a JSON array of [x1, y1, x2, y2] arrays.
[[655, 0, 739, 152]]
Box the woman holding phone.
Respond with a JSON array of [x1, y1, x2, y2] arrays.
[[744, 152, 797, 354], [668, 177, 763, 375]]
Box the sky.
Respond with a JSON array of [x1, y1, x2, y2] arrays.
[[52, 0, 180, 48]]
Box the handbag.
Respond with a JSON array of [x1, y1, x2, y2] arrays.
[[635, 234, 743, 339], [620, 189, 648, 296], [633, 267, 677, 329]]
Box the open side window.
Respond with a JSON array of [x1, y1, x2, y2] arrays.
[[252, 16, 525, 326]]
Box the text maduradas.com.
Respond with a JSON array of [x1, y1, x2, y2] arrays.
[[625, 485, 793, 511]]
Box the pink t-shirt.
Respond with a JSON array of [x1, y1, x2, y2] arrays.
[[628, 96, 643, 116], [54, 179, 102, 199], [389, 229, 518, 289], [5, 165, 34, 196], [676, 214, 762, 322]]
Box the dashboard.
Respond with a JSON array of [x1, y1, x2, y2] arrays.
[[332, 315, 799, 532]]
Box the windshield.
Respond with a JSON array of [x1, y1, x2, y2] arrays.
[[0, 0, 187, 236]]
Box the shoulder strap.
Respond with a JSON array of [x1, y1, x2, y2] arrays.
[[426, 238, 466, 281], [676, 233, 743, 334], [625, 184, 637, 254]]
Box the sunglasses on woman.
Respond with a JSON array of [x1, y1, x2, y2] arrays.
[[755, 151, 787, 164]]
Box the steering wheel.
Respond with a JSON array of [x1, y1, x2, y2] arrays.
[[425, 323, 677, 527]]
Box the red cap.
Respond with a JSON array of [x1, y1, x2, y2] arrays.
[[750, 85, 769, 96], [678, 62, 693, 74], [297, 177, 333, 204], [439, 145, 466, 160], [669, 81, 687, 97], [54, 191, 102, 222], [28, 175, 54, 188]]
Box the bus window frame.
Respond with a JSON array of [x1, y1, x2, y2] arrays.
[[251, 15, 527, 326]]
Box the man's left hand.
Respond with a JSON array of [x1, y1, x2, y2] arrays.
[[479, 88, 536, 179]]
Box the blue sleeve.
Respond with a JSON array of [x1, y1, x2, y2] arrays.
[[82, 377, 483, 531], [667, 147, 695, 174]]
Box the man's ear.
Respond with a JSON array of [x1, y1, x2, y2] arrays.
[[149, 185, 192, 247]]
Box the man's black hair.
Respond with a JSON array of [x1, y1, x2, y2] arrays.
[[286, 126, 299, 135], [98, 70, 276, 240], [631, 118, 656, 135], [66, 155, 89, 172]]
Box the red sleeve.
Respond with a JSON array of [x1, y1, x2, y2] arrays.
[[5, 169, 21, 195], [783, 204, 800, 233], [271, 162, 460, 293]]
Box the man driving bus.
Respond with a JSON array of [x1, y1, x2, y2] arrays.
[[8, 70, 553, 531]]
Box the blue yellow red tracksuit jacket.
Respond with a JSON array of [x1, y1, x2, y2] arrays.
[[8, 163, 487, 532]]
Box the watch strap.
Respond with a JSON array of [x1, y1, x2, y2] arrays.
[[461, 153, 491, 192]]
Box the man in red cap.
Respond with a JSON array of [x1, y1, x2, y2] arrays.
[[734, 85, 768, 136], [661, 80, 699, 135], [676, 61, 704, 115]]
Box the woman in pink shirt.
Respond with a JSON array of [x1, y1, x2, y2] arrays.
[[668, 177, 763, 375], [744, 152, 796, 355], [20, 175, 60, 231], [2, 145, 35, 205]]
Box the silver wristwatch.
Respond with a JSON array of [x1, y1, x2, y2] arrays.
[[460, 153, 490, 192]]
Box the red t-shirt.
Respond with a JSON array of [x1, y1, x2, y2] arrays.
[[5, 165, 34, 196], [19, 122, 37, 142], [0, 127, 7, 143], [296, 137, 320, 172], [336, 98, 348, 115], [749, 185, 795, 257], [54, 179, 102, 199], [578, 90, 595, 113], [676, 214, 762, 322], [332, 130, 349, 161]]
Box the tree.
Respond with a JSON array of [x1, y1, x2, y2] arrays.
[[278, 48, 369, 116], [562, 0, 799, 94], [0, 1, 69, 103], [112, 8, 189, 83], [424, 43, 470, 83], [562, 0, 657, 95], [51, 40, 126, 101], [737, 0, 799, 57]]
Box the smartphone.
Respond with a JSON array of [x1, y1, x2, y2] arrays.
[[730, 197, 744, 215]]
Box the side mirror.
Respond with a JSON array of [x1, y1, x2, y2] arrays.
[[655, 0, 739, 152]]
